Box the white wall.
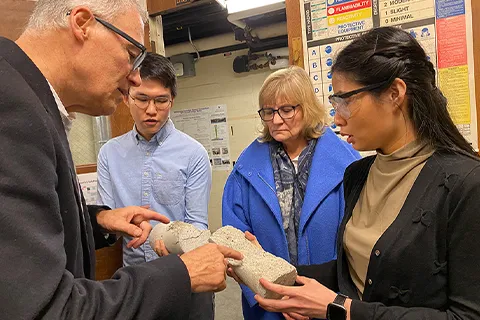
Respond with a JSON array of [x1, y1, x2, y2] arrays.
[[172, 49, 275, 231]]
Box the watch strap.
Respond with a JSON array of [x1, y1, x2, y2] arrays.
[[333, 293, 348, 307]]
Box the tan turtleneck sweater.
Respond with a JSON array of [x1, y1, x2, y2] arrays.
[[344, 140, 435, 298]]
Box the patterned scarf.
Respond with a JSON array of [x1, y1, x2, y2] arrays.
[[269, 138, 317, 265]]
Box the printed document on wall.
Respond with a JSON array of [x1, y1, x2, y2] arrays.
[[301, 0, 478, 150], [78, 172, 98, 205], [171, 104, 232, 171]]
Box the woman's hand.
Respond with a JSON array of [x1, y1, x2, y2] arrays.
[[245, 231, 262, 249], [281, 296, 310, 320], [254, 275, 337, 319], [283, 311, 310, 320]]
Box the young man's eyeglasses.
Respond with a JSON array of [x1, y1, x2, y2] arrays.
[[129, 94, 172, 110], [328, 79, 392, 119], [94, 16, 147, 71], [258, 105, 300, 121]]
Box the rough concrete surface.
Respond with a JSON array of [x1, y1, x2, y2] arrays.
[[210, 226, 297, 299], [149, 223, 297, 299], [149, 222, 211, 254]]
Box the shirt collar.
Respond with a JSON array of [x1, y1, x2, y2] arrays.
[[133, 118, 175, 145], [47, 81, 76, 136]]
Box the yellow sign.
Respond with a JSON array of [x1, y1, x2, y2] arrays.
[[438, 66, 471, 125], [327, 8, 372, 26]]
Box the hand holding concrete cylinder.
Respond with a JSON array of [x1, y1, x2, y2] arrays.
[[149, 222, 297, 298], [148, 221, 211, 254], [209, 226, 297, 299], [148, 222, 241, 293]]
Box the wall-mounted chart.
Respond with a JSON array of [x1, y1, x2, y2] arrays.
[[302, 0, 478, 150]]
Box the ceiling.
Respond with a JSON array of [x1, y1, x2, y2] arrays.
[[160, 0, 287, 47]]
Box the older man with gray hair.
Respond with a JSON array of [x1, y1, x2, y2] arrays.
[[0, 0, 241, 319]]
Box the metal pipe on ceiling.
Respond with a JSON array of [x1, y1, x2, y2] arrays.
[[165, 22, 287, 57]]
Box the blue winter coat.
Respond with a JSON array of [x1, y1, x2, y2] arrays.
[[222, 128, 360, 320]]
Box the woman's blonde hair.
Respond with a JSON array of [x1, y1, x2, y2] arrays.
[[258, 66, 328, 142]]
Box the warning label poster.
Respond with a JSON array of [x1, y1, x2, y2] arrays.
[[302, 0, 477, 149]]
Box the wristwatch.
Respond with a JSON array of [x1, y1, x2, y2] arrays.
[[326, 293, 348, 320]]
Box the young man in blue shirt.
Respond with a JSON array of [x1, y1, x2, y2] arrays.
[[97, 52, 213, 318]]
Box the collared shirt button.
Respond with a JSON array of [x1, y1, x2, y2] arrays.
[[248, 172, 252, 176], [368, 279, 373, 285], [144, 172, 148, 177], [143, 192, 148, 197], [146, 152, 150, 156], [156, 173, 162, 177], [375, 250, 381, 257]]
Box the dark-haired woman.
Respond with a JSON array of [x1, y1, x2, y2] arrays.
[[252, 26, 480, 320]]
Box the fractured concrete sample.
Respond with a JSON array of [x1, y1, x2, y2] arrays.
[[209, 226, 297, 299], [149, 222, 211, 255], [149, 223, 297, 299]]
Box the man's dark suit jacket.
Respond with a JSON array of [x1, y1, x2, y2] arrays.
[[0, 37, 192, 319]]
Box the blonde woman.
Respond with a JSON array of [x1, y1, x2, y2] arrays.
[[222, 66, 360, 320]]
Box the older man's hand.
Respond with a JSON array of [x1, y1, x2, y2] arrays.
[[180, 243, 243, 293], [96, 206, 170, 248], [153, 240, 171, 257]]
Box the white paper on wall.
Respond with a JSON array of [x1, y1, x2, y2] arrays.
[[171, 104, 232, 171], [78, 172, 98, 205]]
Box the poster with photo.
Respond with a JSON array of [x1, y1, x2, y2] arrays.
[[171, 104, 232, 171]]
